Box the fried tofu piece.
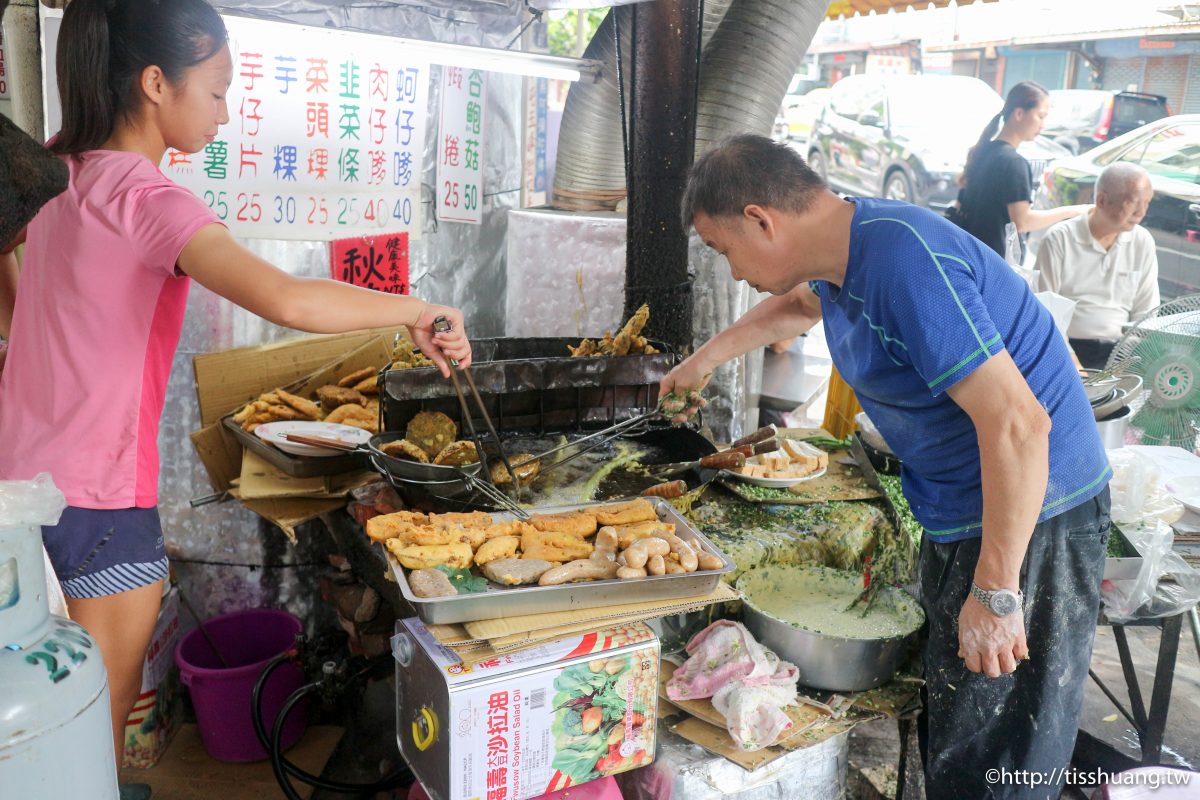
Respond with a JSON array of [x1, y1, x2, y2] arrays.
[[407, 411, 458, 458], [521, 529, 593, 562], [337, 367, 376, 388], [386, 540, 472, 571], [275, 387, 322, 420], [528, 511, 598, 538], [612, 520, 677, 550], [594, 498, 657, 526], [474, 535, 520, 566], [433, 440, 480, 466], [380, 439, 429, 463], [482, 558, 553, 586], [317, 385, 367, 412]]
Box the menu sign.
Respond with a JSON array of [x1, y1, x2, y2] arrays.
[[436, 67, 487, 224], [161, 16, 429, 241]]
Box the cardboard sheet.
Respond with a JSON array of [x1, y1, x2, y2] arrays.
[[462, 582, 739, 640]]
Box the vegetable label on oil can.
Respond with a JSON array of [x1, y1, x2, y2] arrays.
[[398, 619, 659, 800]]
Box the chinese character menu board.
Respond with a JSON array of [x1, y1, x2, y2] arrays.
[[437, 67, 487, 224], [161, 16, 429, 241]]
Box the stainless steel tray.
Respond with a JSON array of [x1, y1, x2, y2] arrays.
[[385, 499, 735, 624]]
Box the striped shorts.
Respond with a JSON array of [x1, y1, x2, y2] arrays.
[[42, 506, 169, 599]]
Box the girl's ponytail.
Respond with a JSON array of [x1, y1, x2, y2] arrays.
[[963, 112, 1002, 181], [49, 0, 227, 155], [50, 0, 115, 154]]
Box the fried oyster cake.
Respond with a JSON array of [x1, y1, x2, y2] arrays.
[[406, 411, 458, 458], [379, 438, 430, 463]]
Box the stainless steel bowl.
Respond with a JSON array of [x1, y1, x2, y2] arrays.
[[737, 565, 923, 692], [368, 432, 482, 486]]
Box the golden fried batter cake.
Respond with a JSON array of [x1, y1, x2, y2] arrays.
[[275, 387, 323, 420], [386, 540, 472, 570], [433, 440, 480, 466], [406, 411, 458, 458], [433, 511, 493, 528], [594, 498, 657, 526], [474, 535, 520, 565], [337, 367, 376, 388], [316, 385, 367, 412], [528, 511, 598, 538], [365, 510, 430, 542], [491, 455, 540, 486], [353, 374, 379, 395], [379, 438, 430, 463]]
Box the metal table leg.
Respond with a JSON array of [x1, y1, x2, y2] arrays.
[[1142, 614, 1183, 764], [895, 716, 913, 800], [1189, 607, 1200, 664], [1111, 624, 1149, 731]]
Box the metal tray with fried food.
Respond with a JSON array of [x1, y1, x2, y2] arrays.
[[383, 499, 734, 624], [221, 414, 370, 477]]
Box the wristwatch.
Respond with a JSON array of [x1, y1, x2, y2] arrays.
[[970, 583, 1023, 617]]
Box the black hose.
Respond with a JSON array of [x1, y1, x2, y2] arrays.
[[270, 682, 320, 800], [252, 651, 413, 795]]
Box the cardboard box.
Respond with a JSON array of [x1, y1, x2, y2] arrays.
[[189, 327, 405, 536], [394, 618, 659, 800], [122, 587, 182, 769]]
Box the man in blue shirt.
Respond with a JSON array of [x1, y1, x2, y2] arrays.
[[664, 134, 1110, 800]]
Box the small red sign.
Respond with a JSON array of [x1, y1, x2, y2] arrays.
[[331, 233, 409, 295]]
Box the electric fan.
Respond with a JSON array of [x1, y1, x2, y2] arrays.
[[1105, 294, 1200, 450]]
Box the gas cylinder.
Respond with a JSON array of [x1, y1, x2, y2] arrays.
[[0, 477, 119, 797]]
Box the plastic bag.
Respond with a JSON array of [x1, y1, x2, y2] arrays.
[[1101, 520, 1200, 624], [0, 472, 66, 527], [1106, 449, 1184, 526]]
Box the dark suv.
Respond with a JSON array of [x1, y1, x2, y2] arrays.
[[1043, 90, 1171, 154], [808, 74, 1065, 210]]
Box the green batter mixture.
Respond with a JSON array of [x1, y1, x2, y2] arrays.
[[739, 565, 923, 640]]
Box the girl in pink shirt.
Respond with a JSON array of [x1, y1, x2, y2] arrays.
[[0, 1, 471, 791]]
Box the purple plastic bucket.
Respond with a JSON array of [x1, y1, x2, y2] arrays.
[[174, 608, 307, 762]]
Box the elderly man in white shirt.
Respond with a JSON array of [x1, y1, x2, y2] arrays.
[[1036, 162, 1159, 369]]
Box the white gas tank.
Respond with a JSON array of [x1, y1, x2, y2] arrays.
[[0, 475, 118, 798]]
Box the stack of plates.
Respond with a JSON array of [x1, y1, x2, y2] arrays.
[[1088, 374, 1143, 421]]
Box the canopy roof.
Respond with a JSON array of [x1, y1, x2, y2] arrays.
[[826, 0, 1000, 19]]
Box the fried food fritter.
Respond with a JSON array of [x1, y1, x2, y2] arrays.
[[528, 511, 598, 538], [521, 529, 593, 563], [386, 540, 472, 571], [455, 520, 532, 550], [391, 338, 435, 369], [613, 304, 649, 356], [474, 535, 520, 566], [353, 375, 379, 395], [337, 367, 376, 388], [317, 385, 367, 412], [263, 403, 306, 421], [594, 498, 658, 526], [365, 510, 431, 542], [275, 387, 322, 420], [379, 438, 429, 463], [433, 440, 480, 466], [326, 403, 379, 433], [491, 455, 540, 486], [406, 411, 458, 458], [432, 511, 493, 529]]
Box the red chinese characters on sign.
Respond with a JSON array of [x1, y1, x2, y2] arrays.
[[485, 691, 510, 800], [331, 234, 409, 295]]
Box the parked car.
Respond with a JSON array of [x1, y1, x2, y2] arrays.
[[1042, 89, 1171, 155], [781, 87, 831, 146], [1034, 114, 1200, 299], [807, 74, 1067, 210]]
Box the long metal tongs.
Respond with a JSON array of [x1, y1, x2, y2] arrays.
[[432, 317, 523, 499]]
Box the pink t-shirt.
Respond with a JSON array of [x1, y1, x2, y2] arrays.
[[0, 150, 219, 508]]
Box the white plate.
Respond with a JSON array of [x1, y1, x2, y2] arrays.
[[720, 464, 828, 489], [254, 420, 372, 457], [1167, 476, 1200, 514]]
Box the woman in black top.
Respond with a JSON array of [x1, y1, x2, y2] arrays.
[[957, 81, 1088, 262]]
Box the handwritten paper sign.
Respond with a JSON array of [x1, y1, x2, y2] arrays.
[[331, 234, 410, 295], [437, 67, 487, 224], [161, 16, 429, 241], [0, 31, 10, 99]]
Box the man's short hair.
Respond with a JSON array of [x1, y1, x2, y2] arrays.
[[681, 134, 826, 229], [1096, 162, 1150, 202]]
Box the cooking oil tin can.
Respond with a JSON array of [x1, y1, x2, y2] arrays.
[[393, 618, 659, 800]]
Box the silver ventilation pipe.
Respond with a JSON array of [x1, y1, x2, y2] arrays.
[[552, 0, 733, 210]]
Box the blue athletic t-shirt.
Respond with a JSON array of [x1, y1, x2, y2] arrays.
[[812, 197, 1110, 542]]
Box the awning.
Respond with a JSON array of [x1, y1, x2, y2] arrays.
[[825, 0, 1000, 20]]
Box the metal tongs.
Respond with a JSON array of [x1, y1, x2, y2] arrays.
[[432, 316, 526, 511], [1083, 355, 1140, 386]]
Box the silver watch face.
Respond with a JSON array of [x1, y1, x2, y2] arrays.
[[990, 589, 1020, 616]]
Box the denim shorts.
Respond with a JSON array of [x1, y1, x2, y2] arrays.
[[42, 506, 169, 599]]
